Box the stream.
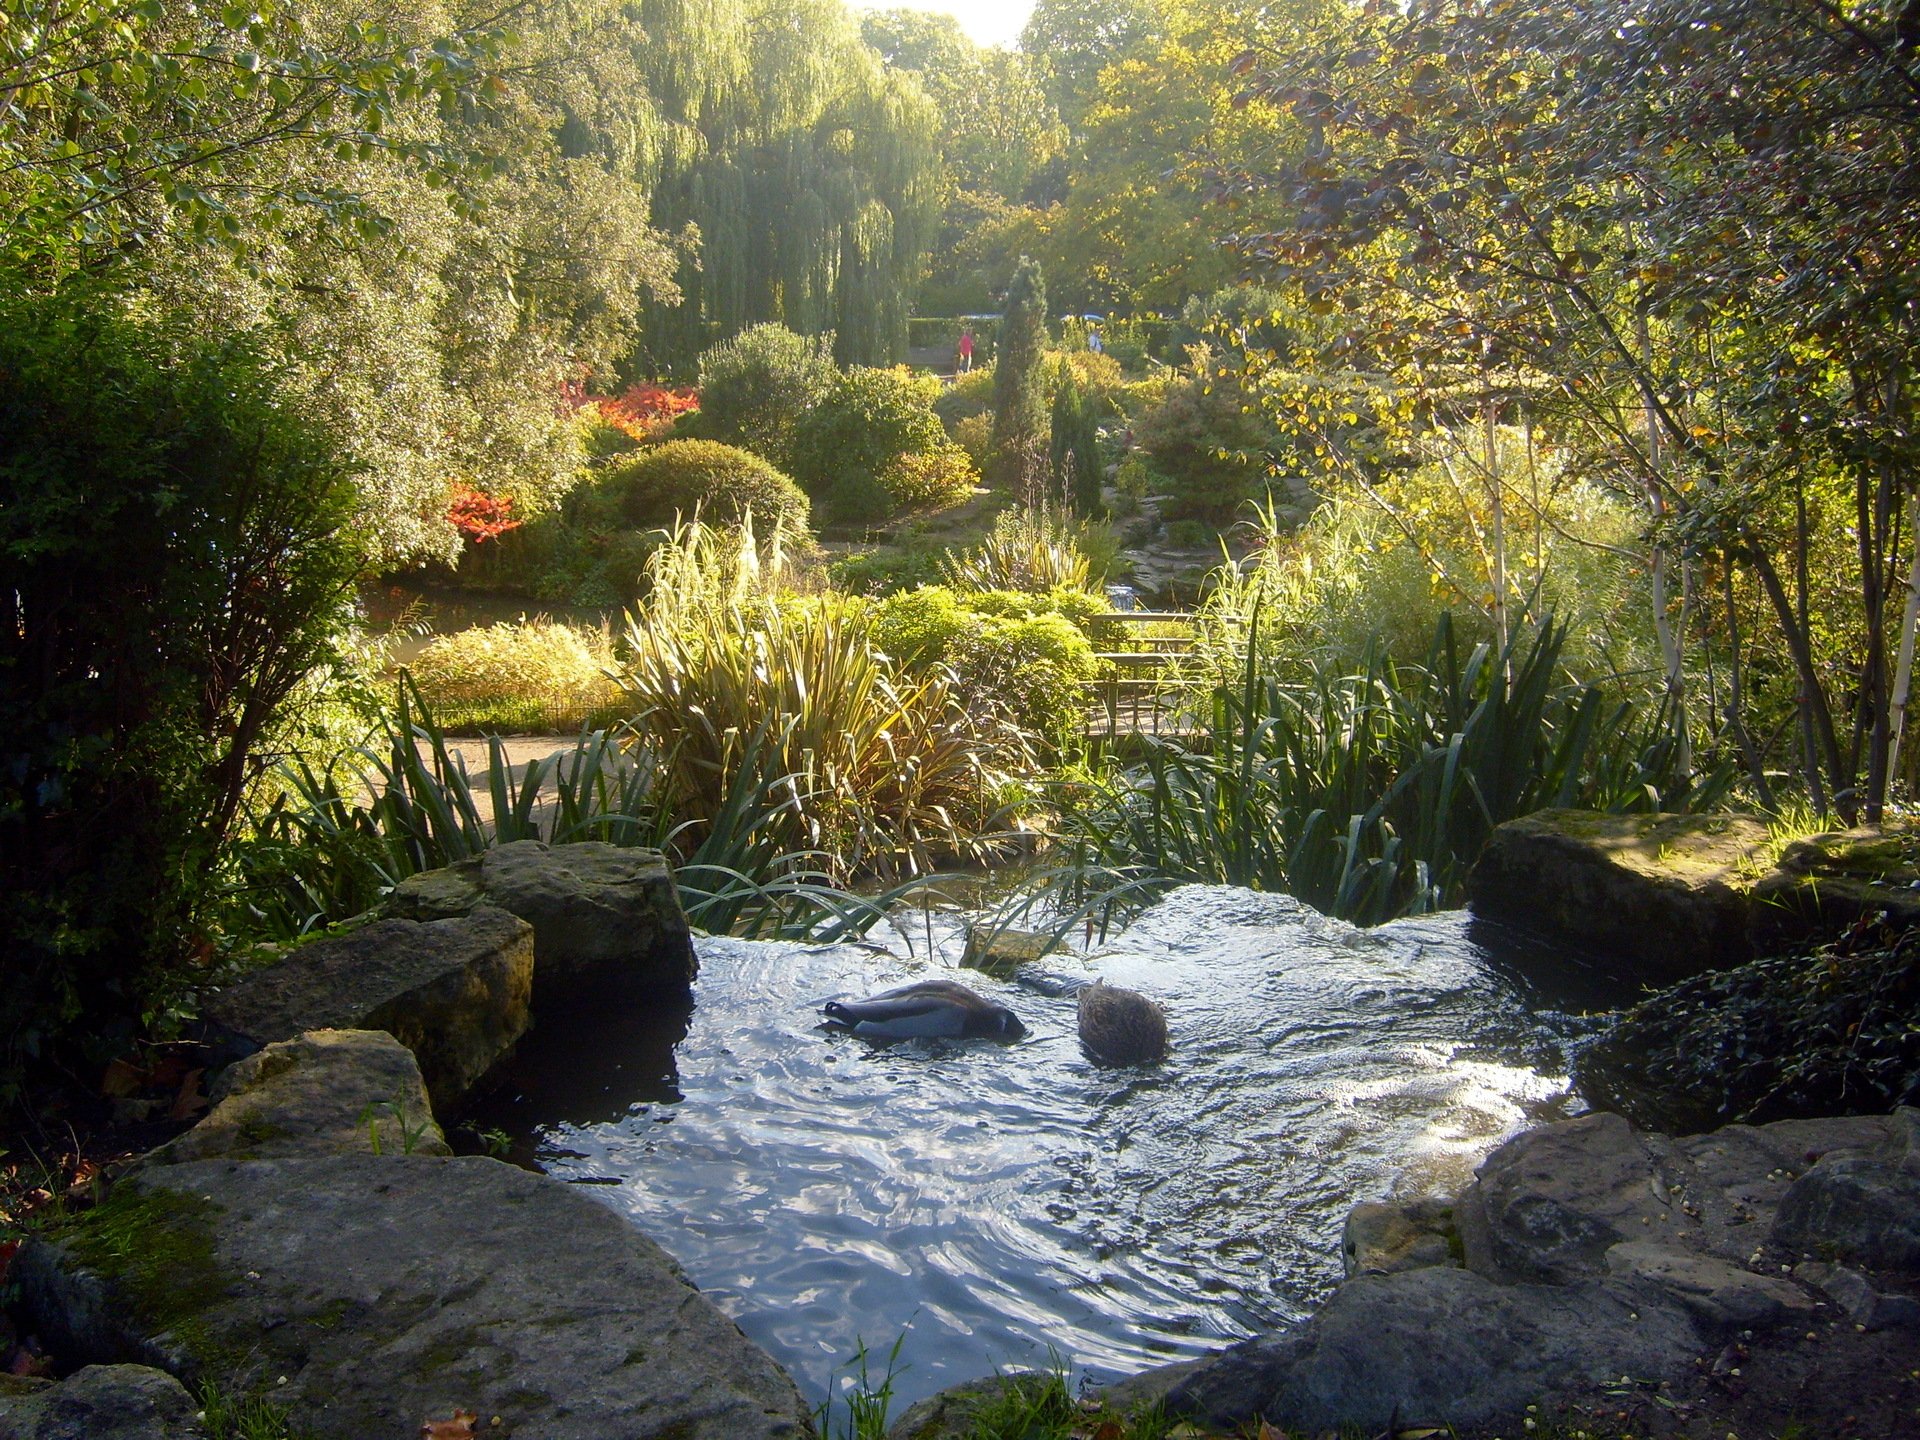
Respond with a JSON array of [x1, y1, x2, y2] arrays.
[[467, 885, 1627, 1411]]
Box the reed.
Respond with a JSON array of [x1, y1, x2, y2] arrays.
[[1040, 608, 1734, 930], [233, 676, 932, 944]]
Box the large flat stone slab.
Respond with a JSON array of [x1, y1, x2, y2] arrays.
[[202, 908, 532, 1112], [143, 1029, 449, 1166], [16, 1156, 811, 1440], [386, 840, 696, 1001], [1466, 809, 1770, 982]]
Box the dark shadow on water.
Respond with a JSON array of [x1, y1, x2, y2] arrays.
[[461, 975, 695, 1152]]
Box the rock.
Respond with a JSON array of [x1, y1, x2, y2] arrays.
[[15, 1156, 810, 1440], [386, 840, 695, 1001], [959, 925, 1053, 976], [1749, 825, 1920, 949], [0, 1365, 203, 1440], [1773, 1153, 1920, 1272], [1604, 1242, 1814, 1330], [1794, 1261, 1920, 1330], [1135, 1107, 1920, 1437], [1342, 1197, 1458, 1277], [201, 908, 532, 1113], [1166, 1265, 1699, 1435], [142, 1030, 449, 1166], [1455, 1111, 1662, 1284], [1466, 809, 1770, 982]]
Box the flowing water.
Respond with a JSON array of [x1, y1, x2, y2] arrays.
[[469, 886, 1626, 1411]]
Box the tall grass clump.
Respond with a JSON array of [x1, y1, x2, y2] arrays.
[[940, 505, 1097, 592], [406, 619, 624, 734], [615, 519, 1031, 880], [233, 676, 934, 944], [1042, 608, 1734, 929]]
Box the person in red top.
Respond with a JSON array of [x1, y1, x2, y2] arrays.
[[957, 325, 975, 374]]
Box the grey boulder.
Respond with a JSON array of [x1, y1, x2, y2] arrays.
[[142, 1029, 449, 1166], [1465, 809, 1770, 982], [201, 907, 532, 1112], [15, 1155, 811, 1440], [0, 1365, 202, 1440], [386, 840, 696, 999]]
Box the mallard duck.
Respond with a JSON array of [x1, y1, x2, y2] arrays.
[[821, 979, 1027, 1041], [1076, 980, 1169, 1066]]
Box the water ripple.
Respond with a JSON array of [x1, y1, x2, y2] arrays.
[[470, 884, 1611, 1409]]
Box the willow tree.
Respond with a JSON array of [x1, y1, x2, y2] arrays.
[[993, 255, 1050, 499], [626, 0, 943, 371]]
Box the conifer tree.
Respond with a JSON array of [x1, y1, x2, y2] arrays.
[[1050, 359, 1104, 516], [992, 255, 1050, 500]]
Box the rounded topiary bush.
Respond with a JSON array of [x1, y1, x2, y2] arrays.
[[696, 323, 835, 470], [790, 367, 951, 522], [879, 445, 978, 509], [607, 439, 811, 534]]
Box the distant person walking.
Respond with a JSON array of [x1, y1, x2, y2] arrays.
[[957, 325, 975, 373], [1087, 326, 1104, 355]]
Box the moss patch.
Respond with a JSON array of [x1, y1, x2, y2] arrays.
[[53, 1180, 231, 1371]]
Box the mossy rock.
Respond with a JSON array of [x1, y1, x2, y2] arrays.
[[1749, 822, 1920, 950], [14, 1156, 812, 1440], [1466, 809, 1772, 984]]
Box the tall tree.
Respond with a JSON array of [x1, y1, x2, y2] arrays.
[[993, 254, 1051, 500], [1215, 0, 1920, 819]]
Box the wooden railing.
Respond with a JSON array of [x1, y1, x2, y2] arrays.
[[1085, 611, 1201, 741]]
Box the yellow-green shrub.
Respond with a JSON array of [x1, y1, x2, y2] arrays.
[[879, 445, 978, 509], [407, 621, 623, 733], [605, 439, 811, 533]]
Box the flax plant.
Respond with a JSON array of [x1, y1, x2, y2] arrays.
[[616, 519, 1032, 881]]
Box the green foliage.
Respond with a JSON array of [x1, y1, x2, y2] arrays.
[[827, 546, 947, 597], [933, 362, 998, 428], [1131, 356, 1302, 525], [873, 586, 1105, 738], [0, 288, 364, 1072], [1049, 359, 1105, 515], [790, 367, 958, 523], [991, 256, 1051, 494], [607, 439, 812, 534], [1050, 612, 1733, 929], [638, 0, 942, 370], [406, 622, 624, 735], [878, 447, 979, 510], [197, 1378, 308, 1440], [1210, 440, 1657, 689], [1576, 918, 1920, 1133], [235, 679, 927, 943], [613, 522, 1027, 879], [940, 506, 1096, 592], [951, 413, 996, 472], [695, 324, 837, 471], [0, 0, 510, 269]]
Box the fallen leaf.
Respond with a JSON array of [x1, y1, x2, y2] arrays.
[[421, 1409, 478, 1439], [1257, 1423, 1284, 1440], [100, 1058, 145, 1098], [168, 1069, 209, 1121]]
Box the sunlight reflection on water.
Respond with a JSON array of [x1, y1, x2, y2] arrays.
[[469, 885, 1612, 1409]]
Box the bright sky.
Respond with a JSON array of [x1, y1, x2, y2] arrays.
[[849, 0, 1035, 50]]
